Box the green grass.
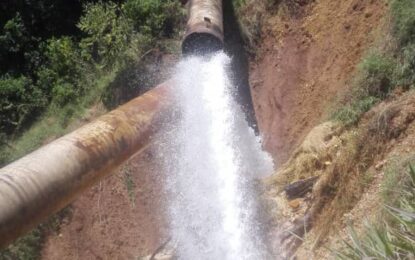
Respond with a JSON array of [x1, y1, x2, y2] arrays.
[[0, 229, 43, 260], [0, 207, 71, 260], [332, 0, 415, 126], [331, 51, 397, 126], [332, 95, 380, 126], [334, 158, 415, 259], [122, 165, 136, 206], [391, 0, 415, 47]]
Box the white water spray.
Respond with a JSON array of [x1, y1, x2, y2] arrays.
[[160, 52, 273, 259]]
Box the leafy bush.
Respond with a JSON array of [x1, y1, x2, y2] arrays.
[[332, 96, 379, 126], [0, 13, 29, 55], [233, 0, 246, 8], [0, 228, 42, 260], [43, 37, 80, 82], [391, 0, 415, 47], [0, 13, 32, 74], [78, 2, 134, 67], [50, 82, 78, 105], [396, 43, 415, 88], [331, 51, 394, 126], [359, 52, 396, 97], [0, 75, 46, 135], [122, 0, 183, 37], [37, 37, 83, 105]]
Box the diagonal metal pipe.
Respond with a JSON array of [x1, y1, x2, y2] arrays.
[[0, 0, 224, 248], [0, 83, 172, 247]]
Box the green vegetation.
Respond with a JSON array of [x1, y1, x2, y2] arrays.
[[0, 0, 184, 258], [0, 0, 184, 165], [0, 229, 43, 260], [122, 164, 136, 206], [333, 0, 415, 126], [233, 0, 268, 52], [335, 159, 415, 259], [332, 95, 379, 126], [328, 3, 415, 257], [233, 0, 282, 52], [0, 207, 71, 260]]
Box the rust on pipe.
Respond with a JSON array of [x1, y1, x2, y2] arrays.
[[182, 0, 223, 54], [0, 83, 172, 248]]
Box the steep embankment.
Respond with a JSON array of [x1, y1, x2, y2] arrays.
[[250, 0, 387, 163], [250, 0, 415, 258], [264, 90, 415, 258]]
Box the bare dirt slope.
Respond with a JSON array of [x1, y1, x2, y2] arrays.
[[41, 148, 167, 260], [250, 0, 387, 163]]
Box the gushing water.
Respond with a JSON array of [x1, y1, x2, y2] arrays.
[[160, 52, 273, 259]]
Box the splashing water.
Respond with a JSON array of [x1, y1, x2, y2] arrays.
[[160, 52, 274, 259]]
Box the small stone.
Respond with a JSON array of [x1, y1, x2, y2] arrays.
[[344, 23, 351, 30], [288, 199, 301, 209]]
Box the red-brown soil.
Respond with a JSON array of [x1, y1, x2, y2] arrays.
[[41, 148, 167, 259], [250, 0, 387, 164]]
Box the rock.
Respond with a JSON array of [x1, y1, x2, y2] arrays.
[[288, 199, 302, 209], [324, 161, 332, 166], [284, 176, 319, 200]]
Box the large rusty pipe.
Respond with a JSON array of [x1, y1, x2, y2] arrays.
[[182, 0, 224, 54], [0, 0, 224, 248], [0, 83, 172, 248]]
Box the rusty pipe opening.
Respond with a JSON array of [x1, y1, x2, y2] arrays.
[[182, 0, 224, 55]]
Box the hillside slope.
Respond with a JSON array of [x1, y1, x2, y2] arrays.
[[250, 0, 387, 163], [249, 0, 415, 258]]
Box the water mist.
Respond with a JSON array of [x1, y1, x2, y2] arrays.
[[159, 52, 274, 259]]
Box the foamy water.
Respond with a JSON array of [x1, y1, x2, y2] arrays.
[[159, 52, 274, 259]]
